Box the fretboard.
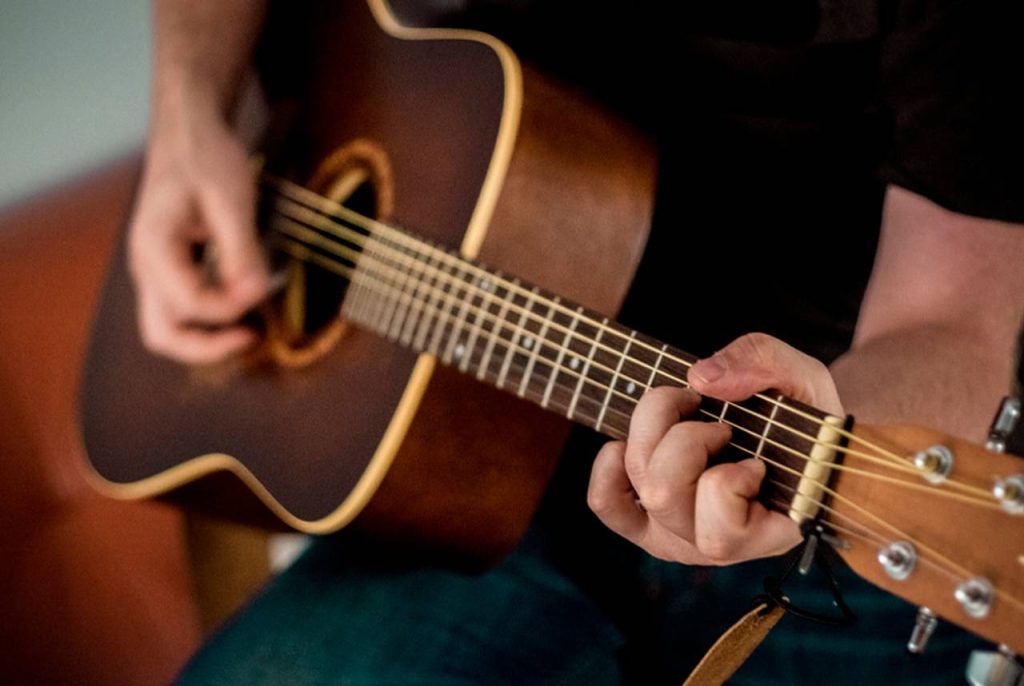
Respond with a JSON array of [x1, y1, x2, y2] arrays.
[[267, 193, 840, 511]]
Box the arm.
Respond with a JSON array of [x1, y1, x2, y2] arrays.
[[832, 186, 1024, 441], [129, 0, 269, 364], [588, 185, 1024, 566]]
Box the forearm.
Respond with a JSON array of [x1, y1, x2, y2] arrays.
[[151, 0, 268, 130], [831, 323, 1017, 442], [830, 186, 1024, 443]]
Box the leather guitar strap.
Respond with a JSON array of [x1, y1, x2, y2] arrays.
[[681, 601, 785, 686]]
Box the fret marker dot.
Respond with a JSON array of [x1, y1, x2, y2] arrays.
[[626, 381, 637, 395], [480, 279, 491, 291], [569, 357, 581, 370], [523, 337, 534, 350], [453, 344, 466, 360]]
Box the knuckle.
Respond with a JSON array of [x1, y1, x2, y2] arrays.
[[664, 422, 699, 450], [586, 485, 612, 517], [698, 467, 730, 493], [696, 533, 739, 565], [140, 325, 178, 359], [138, 324, 162, 354], [639, 385, 678, 407], [734, 332, 777, 368], [636, 482, 676, 516]]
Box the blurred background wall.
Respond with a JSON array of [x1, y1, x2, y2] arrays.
[[0, 0, 150, 207]]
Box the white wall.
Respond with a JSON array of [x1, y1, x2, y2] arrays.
[[0, 0, 150, 207]]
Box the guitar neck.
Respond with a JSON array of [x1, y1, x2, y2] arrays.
[[267, 183, 845, 516]]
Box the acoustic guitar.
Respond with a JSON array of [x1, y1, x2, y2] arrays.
[[80, 0, 1024, 653]]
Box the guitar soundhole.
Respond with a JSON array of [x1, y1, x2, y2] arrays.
[[265, 139, 394, 368]]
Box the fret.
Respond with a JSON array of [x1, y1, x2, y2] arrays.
[[754, 395, 782, 459], [464, 276, 508, 376], [399, 248, 430, 347], [411, 249, 444, 351], [595, 330, 636, 431], [518, 296, 558, 399], [542, 306, 582, 408], [567, 317, 608, 420], [441, 261, 475, 365], [340, 255, 367, 323], [351, 253, 384, 331], [656, 354, 690, 390], [644, 343, 668, 391], [371, 242, 403, 335], [367, 242, 397, 335], [719, 401, 730, 422], [383, 242, 419, 341], [426, 258, 460, 356], [456, 274, 492, 373], [496, 286, 538, 389], [476, 276, 517, 381], [385, 241, 423, 341]]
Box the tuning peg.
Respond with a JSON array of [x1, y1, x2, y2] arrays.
[[907, 607, 938, 654], [966, 645, 1023, 686], [987, 397, 1021, 454]]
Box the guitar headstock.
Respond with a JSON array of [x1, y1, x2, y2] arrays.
[[821, 422, 1024, 653]]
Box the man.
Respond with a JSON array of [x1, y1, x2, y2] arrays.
[[131, 0, 1024, 682]]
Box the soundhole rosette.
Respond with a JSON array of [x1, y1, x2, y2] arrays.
[[265, 139, 394, 368]]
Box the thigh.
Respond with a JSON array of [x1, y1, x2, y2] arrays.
[[176, 533, 626, 686], [641, 557, 985, 686]]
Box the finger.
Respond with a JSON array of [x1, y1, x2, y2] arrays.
[[588, 441, 647, 541], [588, 441, 718, 565], [624, 386, 701, 480], [130, 190, 265, 326], [637, 421, 731, 540], [140, 242, 264, 325], [137, 289, 258, 364], [693, 459, 802, 563], [688, 332, 843, 414], [198, 153, 269, 299]]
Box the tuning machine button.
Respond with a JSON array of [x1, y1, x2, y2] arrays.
[[878, 541, 917, 580], [966, 645, 1023, 686], [993, 475, 1024, 515], [914, 445, 954, 484], [955, 577, 995, 619], [907, 607, 938, 654]]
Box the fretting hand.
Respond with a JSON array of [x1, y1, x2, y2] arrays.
[[587, 332, 844, 565]]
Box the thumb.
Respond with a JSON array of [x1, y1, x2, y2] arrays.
[[688, 333, 843, 414], [199, 148, 268, 300]]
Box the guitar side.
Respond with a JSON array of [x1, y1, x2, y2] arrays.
[[79, 0, 656, 564]]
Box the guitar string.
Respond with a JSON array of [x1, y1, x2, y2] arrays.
[[270, 226, 1000, 511], [267, 207, 997, 502], [765, 484, 1024, 614], [276, 232, 1022, 613], [269, 225, 999, 509], [262, 176, 978, 481], [273, 234, 637, 430], [728, 443, 982, 586], [270, 207, 996, 498], [264, 176, 921, 469], [704, 441, 1019, 613], [763, 494, 970, 591]]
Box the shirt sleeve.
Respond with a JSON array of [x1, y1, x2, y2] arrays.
[[877, 0, 1024, 223]]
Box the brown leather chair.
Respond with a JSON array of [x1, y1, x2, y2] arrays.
[[0, 158, 202, 685]]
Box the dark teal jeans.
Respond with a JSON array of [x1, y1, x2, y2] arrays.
[[178, 445, 983, 685]]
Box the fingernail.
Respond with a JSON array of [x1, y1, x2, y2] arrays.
[[741, 458, 766, 477], [691, 355, 726, 384]]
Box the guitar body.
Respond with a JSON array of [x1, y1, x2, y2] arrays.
[[81, 0, 656, 564]]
